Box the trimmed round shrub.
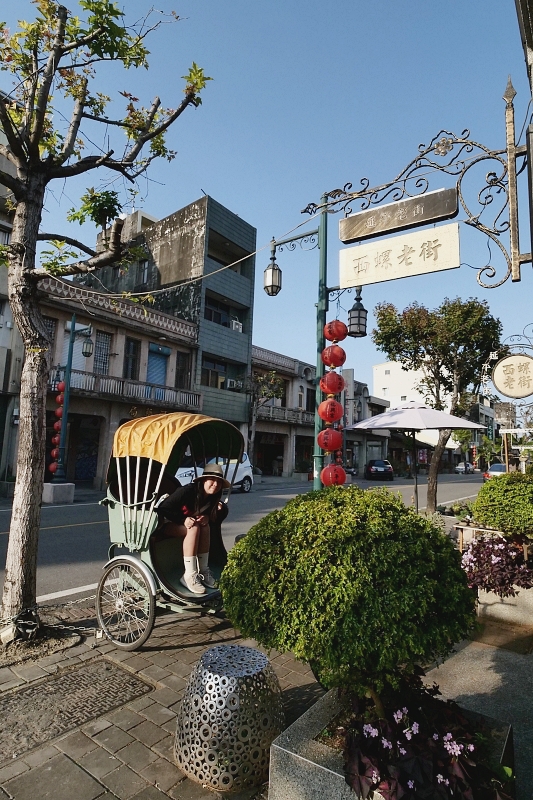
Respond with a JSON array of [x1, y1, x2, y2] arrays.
[[472, 473, 533, 539], [221, 486, 475, 696]]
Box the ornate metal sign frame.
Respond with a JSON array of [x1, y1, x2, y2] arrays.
[[304, 79, 531, 289]]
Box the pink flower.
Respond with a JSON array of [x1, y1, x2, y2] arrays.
[[411, 722, 419, 734], [407, 780, 414, 788], [432, 733, 439, 740], [399, 747, 406, 755]]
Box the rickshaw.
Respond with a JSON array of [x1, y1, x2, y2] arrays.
[[96, 412, 244, 650]]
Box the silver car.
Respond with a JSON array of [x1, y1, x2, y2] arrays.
[[454, 462, 474, 474]]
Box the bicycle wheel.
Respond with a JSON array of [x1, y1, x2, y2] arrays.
[[96, 559, 155, 650]]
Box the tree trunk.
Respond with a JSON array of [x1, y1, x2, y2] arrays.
[[248, 402, 258, 466], [1, 185, 50, 624], [426, 428, 451, 514]]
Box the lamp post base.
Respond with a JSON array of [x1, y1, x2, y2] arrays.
[[42, 482, 75, 505]]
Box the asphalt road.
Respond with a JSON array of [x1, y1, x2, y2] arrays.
[[0, 473, 482, 603]]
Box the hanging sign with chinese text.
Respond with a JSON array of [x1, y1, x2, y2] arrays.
[[339, 188, 458, 244], [339, 222, 460, 288], [492, 355, 533, 399]]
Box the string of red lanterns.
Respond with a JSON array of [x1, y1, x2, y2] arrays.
[[48, 380, 66, 473], [317, 320, 348, 486]]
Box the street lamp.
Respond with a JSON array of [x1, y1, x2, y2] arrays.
[[263, 241, 283, 296], [347, 286, 368, 338], [52, 313, 93, 483]]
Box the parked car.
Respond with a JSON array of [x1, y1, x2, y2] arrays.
[[176, 453, 254, 493], [364, 459, 394, 480], [454, 462, 474, 474], [482, 463, 507, 482]]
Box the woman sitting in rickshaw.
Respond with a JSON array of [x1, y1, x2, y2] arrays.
[[156, 463, 230, 594]]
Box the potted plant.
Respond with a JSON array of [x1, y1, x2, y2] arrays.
[[221, 487, 514, 798]]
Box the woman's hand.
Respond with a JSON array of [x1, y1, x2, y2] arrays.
[[195, 514, 209, 527], [184, 516, 196, 529]]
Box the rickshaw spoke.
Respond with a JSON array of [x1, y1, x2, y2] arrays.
[[96, 560, 155, 650]]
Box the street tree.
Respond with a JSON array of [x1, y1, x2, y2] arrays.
[[372, 297, 502, 513], [453, 428, 475, 461], [0, 1, 210, 628], [245, 370, 285, 467]]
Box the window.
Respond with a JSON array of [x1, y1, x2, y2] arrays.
[[201, 356, 227, 389], [204, 296, 234, 328], [385, 369, 390, 375], [123, 337, 141, 381], [94, 331, 111, 375], [137, 260, 149, 286], [175, 351, 190, 389], [306, 387, 316, 413], [298, 385, 304, 409], [401, 395, 407, 401], [0, 229, 11, 245], [382, 388, 388, 396]]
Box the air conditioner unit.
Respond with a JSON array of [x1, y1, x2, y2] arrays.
[[231, 320, 243, 333]]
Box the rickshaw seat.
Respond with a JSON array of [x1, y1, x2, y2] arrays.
[[149, 535, 222, 602], [102, 487, 160, 551]]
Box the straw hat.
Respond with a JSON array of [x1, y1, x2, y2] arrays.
[[194, 463, 231, 489]]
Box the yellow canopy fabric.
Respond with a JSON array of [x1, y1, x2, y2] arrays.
[[112, 413, 243, 467]]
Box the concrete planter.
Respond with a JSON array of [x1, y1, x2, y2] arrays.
[[269, 689, 514, 800]]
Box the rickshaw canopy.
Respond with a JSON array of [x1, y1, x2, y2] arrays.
[[110, 413, 244, 475]]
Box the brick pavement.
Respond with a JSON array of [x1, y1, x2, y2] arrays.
[[0, 608, 324, 799]]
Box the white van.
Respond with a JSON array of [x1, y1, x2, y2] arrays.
[[176, 453, 254, 493]]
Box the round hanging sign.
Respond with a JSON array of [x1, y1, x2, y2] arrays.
[[492, 354, 533, 399]]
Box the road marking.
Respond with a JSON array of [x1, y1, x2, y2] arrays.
[[37, 583, 98, 602], [0, 520, 108, 535], [0, 502, 103, 512]]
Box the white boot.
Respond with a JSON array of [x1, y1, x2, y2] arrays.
[[180, 556, 206, 594], [198, 552, 216, 588]]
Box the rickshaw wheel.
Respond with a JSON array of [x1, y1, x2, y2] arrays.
[[96, 559, 155, 650]]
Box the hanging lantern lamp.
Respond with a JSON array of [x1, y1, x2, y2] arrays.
[[319, 371, 345, 396], [318, 399, 344, 423], [321, 345, 346, 368], [320, 464, 346, 486], [324, 320, 348, 342], [317, 428, 343, 451], [347, 286, 368, 338]]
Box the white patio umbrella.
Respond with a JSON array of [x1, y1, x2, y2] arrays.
[[345, 402, 485, 512]]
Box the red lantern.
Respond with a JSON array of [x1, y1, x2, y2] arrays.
[[317, 428, 343, 451], [55, 393, 64, 405], [50, 448, 59, 459], [324, 320, 348, 342], [48, 462, 58, 473], [321, 345, 346, 368], [57, 381, 66, 392], [53, 421, 62, 431], [318, 399, 343, 423], [320, 464, 346, 486], [319, 371, 345, 396], [51, 435, 60, 445], [54, 407, 63, 418]]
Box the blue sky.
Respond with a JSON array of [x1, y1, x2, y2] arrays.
[[2, 1, 533, 388]]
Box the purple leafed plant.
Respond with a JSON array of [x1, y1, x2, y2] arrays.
[[461, 535, 533, 598]]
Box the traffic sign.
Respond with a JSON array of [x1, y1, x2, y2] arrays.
[[339, 222, 460, 288], [339, 188, 458, 244]]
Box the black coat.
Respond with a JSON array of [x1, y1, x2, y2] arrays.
[[157, 483, 227, 527]]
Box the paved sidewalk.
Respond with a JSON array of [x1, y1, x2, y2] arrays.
[[0, 608, 323, 800]]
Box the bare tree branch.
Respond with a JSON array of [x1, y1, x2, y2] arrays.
[[36, 232, 96, 257], [124, 92, 195, 164], [61, 26, 106, 54], [0, 100, 27, 164], [81, 113, 133, 128], [58, 78, 88, 165], [0, 167, 24, 200], [47, 150, 139, 182], [30, 5, 68, 156], [31, 218, 124, 279]]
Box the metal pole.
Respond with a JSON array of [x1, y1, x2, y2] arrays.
[[412, 431, 419, 513], [313, 195, 328, 491], [53, 313, 76, 483]]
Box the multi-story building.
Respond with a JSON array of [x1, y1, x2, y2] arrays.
[[85, 196, 256, 434], [250, 346, 316, 476], [343, 370, 390, 473]]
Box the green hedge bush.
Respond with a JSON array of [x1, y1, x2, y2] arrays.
[[472, 473, 533, 538], [221, 486, 475, 697]]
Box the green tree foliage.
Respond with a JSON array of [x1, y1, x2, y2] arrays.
[[222, 486, 475, 698], [372, 298, 502, 512], [0, 0, 210, 624], [472, 473, 533, 538], [245, 370, 285, 466]]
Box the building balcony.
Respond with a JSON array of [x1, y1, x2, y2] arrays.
[[257, 405, 314, 426], [49, 368, 202, 411]]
